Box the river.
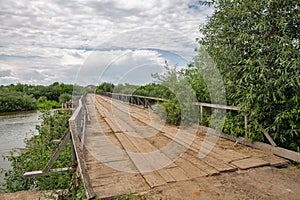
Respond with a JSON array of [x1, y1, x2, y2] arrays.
[[0, 111, 41, 190]]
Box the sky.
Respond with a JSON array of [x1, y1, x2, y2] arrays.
[[0, 0, 214, 86]]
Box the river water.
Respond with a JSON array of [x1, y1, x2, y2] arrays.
[[0, 111, 41, 190]]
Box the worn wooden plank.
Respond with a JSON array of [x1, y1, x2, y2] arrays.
[[198, 150, 237, 172], [157, 169, 176, 183], [259, 155, 290, 167], [165, 167, 189, 181], [199, 141, 250, 163], [115, 133, 157, 173], [231, 157, 270, 170], [175, 158, 208, 179], [143, 172, 167, 188], [183, 153, 220, 176], [103, 117, 122, 132]]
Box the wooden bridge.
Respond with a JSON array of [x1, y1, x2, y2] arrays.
[[24, 93, 300, 199]]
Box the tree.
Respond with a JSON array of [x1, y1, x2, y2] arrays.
[[199, 0, 299, 150], [95, 82, 115, 93], [59, 93, 72, 104], [153, 65, 199, 125]]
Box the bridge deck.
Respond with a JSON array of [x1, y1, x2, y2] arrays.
[[83, 94, 289, 199]]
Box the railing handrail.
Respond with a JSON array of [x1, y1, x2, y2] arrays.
[[103, 92, 166, 102], [69, 95, 96, 200]]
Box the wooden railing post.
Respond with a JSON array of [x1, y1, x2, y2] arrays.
[[244, 115, 248, 139], [200, 104, 203, 124]]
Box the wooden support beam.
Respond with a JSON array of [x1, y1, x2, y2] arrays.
[[193, 102, 240, 111], [261, 126, 277, 147], [24, 167, 72, 178], [137, 97, 144, 106], [43, 130, 71, 173]]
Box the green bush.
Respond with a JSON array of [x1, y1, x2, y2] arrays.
[[0, 89, 36, 112], [37, 100, 61, 110], [1, 110, 73, 194], [59, 93, 72, 104]]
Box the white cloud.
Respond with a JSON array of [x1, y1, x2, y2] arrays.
[[0, 0, 214, 85]]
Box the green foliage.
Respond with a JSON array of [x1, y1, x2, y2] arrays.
[[0, 82, 90, 112], [152, 65, 199, 126], [199, 0, 299, 150], [95, 82, 115, 93], [223, 111, 245, 138], [133, 83, 172, 99], [1, 110, 73, 194], [59, 93, 72, 104], [0, 88, 36, 112], [113, 83, 139, 94], [36, 100, 61, 110]]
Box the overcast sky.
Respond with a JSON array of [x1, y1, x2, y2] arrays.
[[0, 0, 213, 86]]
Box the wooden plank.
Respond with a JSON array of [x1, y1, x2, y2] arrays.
[[259, 155, 290, 167], [231, 157, 270, 170], [103, 117, 122, 132], [183, 154, 220, 176], [143, 172, 166, 188], [115, 133, 157, 173], [198, 150, 237, 172], [43, 130, 70, 173], [261, 126, 277, 146], [199, 141, 250, 163], [24, 167, 72, 178], [175, 158, 208, 178], [165, 167, 189, 181], [193, 102, 240, 111], [157, 169, 176, 183]]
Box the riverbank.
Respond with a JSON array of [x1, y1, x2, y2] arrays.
[[0, 111, 41, 192], [0, 110, 37, 116]]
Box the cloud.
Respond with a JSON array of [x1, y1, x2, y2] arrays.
[[0, 0, 214, 85], [76, 49, 168, 85], [0, 69, 13, 77]]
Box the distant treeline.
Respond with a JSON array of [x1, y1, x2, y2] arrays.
[[95, 82, 172, 99], [0, 82, 93, 112]]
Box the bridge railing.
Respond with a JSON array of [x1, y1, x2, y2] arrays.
[[101, 92, 165, 109], [69, 94, 96, 199]]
